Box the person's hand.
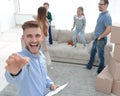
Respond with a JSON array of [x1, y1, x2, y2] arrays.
[[5, 53, 30, 75], [50, 84, 59, 90], [97, 36, 102, 41]]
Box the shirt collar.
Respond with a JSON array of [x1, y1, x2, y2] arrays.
[[22, 48, 41, 58]]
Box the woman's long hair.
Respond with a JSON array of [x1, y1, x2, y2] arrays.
[[37, 7, 48, 36]]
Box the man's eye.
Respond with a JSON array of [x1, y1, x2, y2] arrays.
[[27, 35, 32, 38], [36, 34, 41, 38]]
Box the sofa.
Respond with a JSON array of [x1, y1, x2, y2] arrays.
[[48, 29, 113, 65]]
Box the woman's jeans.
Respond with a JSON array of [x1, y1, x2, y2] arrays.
[[86, 38, 107, 73], [72, 29, 86, 47]]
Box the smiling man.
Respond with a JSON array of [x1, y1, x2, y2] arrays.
[[5, 20, 58, 96]]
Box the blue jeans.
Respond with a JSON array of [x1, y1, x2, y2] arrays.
[[86, 38, 107, 73], [48, 26, 53, 45], [72, 29, 86, 47]]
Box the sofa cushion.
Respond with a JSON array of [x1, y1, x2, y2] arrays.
[[57, 30, 73, 43], [85, 32, 94, 43], [48, 43, 90, 60], [52, 29, 60, 41]]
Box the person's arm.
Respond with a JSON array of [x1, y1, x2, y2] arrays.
[[82, 16, 86, 32], [46, 76, 54, 88], [46, 76, 58, 90], [10, 69, 22, 76], [43, 40, 48, 52], [47, 12, 52, 23], [5, 68, 24, 84], [5, 53, 29, 84], [42, 33, 48, 52], [71, 15, 76, 31], [97, 14, 112, 40], [97, 25, 111, 40]]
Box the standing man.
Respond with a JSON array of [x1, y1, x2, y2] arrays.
[[86, 0, 112, 74], [5, 20, 58, 96], [43, 2, 53, 46]]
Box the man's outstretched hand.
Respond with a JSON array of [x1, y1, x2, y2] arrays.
[[5, 53, 30, 75]]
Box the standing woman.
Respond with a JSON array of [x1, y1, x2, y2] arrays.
[[71, 6, 86, 48], [36, 6, 51, 66]]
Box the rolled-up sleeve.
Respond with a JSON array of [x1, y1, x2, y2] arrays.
[[5, 68, 25, 85], [46, 76, 54, 89]]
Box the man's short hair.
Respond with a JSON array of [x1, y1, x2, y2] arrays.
[[43, 2, 49, 6], [22, 20, 41, 31], [102, 0, 109, 5]]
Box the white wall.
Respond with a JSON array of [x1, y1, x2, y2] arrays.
[[1, 0, 119, 33], [0, 0, 120, 32], [0, 0, 15, 33], [18, 0, 120, 32], [18, 0, 99, 32], [14, 13, 35, 25]]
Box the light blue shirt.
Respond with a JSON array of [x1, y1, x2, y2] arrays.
[[5, 48, 53, 96], [94, 11, 112, 39]]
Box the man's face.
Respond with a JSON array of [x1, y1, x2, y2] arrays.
[[44, 4, 49, 10], [22, 27, 43, 54], [98, 0, 107, 12]]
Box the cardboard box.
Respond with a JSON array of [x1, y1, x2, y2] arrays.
[[95, 65, 113, 94], [112, 80, 120, 96], [110, 26, 120, 44], [113, 44, 120, 62], [108, 52, 120, 80]]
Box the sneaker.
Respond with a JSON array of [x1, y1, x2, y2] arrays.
[[86, 64, 92, 70], [97, 70, 102, 74]]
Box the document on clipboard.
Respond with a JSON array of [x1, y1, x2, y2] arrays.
[[46, 82, 69, 96]]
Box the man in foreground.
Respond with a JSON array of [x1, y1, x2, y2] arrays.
[[5, 20, 58, 96]]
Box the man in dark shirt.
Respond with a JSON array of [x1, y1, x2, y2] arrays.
[[43, 2, 53, 45]]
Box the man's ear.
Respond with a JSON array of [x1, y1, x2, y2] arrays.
[[21, 35, 24, 40]]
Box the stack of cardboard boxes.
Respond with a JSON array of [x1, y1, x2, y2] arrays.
[[95, 26, 120, 96]]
